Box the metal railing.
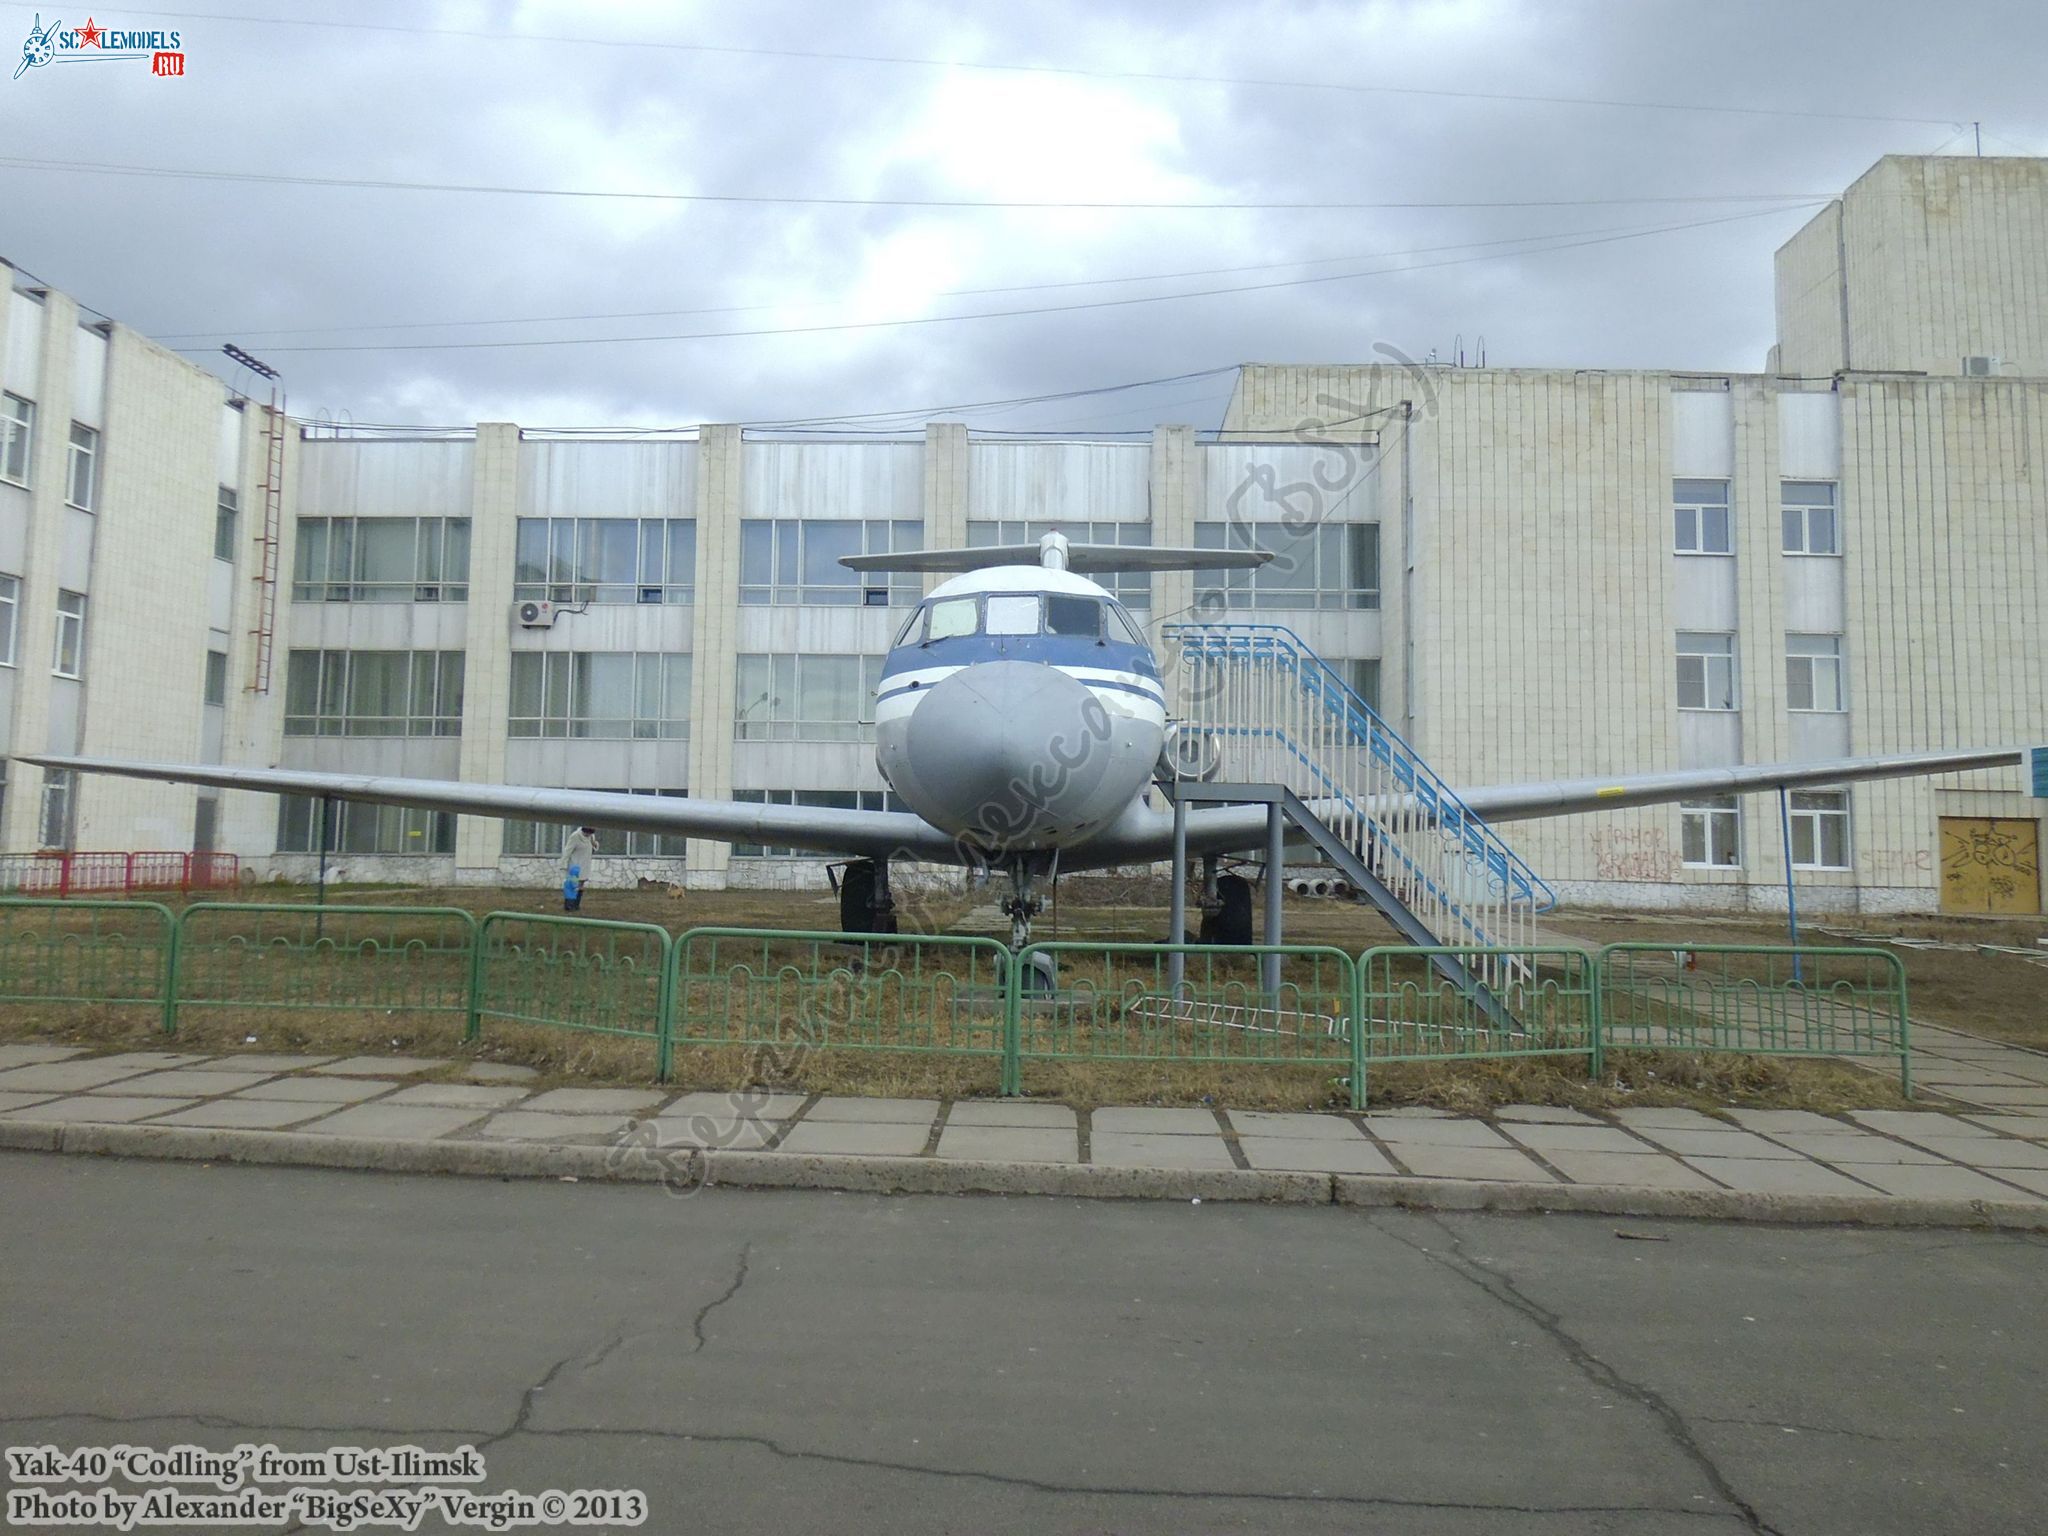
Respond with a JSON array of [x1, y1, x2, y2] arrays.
[[0, 851, 240, 897], [1015, 941, 1356, 1099], [672, 928, 1010, 1086], [1167, 623, 1552, 980], [0, 899, 178, 1032], [171, 902, 476, 1040], [473, 913, 673, 1077], [1357, 946, 1599, 1099], [0, 901, 1914, 1100], [1599, 943, 1913, 1093]]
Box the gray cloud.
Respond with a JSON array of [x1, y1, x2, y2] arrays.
[[2, 0, 2041, 429]]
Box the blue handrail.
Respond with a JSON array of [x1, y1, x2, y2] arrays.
[[1166, 622, 1558, 913]]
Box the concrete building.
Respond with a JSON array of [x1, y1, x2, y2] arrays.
[[2, 152, 2043, 914]]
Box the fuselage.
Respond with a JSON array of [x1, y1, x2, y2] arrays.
[[874, 565, 1167, 854]]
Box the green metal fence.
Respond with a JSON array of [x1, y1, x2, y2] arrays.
[[1356, 946, 1600, 1097], [170, 903, 477, 1039], [473, 913, 675, 1077], [0, 901, 1915, 1102], [672, 928, 1011, 1084], [1016, 942, 1359, 1102], [0, 898, 178, 1032], [1598, 943, 1912, 1094]]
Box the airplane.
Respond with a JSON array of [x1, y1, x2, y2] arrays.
[[16, 531, 2029, 953]]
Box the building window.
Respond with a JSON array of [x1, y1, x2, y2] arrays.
[[39, 767, 74, 850], [203, 649, 228, 707], [293, 516, 471, 602], [732, 789, 905, 857], [1785, 633, 1846, 712], [1675, 631, 1737, 711], [214, 487, 238, 562], [1, 393, 31, 485], [1339, 658, 1382, 715], [507, 652, 691, 739], [740, 519, 921, 607], [735, 654, 883, 740], [513, 517, 695, 606], [283, 650, 465, 736], [1789, 790, 1851, 869], [502, 791, 691, 858], [1193, 520, 1380, 610], [967, 519, 1151, 608], [1681, 796, 1741, 868], [276, 796, 455, 856], [0, 572, 18, 666], [53, 589, 86, 678], [1672, 479, 1732, 555], [1781, 481, 1839, 555], [66, 423, 98, 511]]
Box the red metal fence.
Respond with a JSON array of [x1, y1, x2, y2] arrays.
[[0, 852, 240, 896]]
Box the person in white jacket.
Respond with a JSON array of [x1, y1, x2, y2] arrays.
[[560, 825, 598, 911]]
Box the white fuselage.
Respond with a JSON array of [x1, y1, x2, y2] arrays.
[[873, 566, 1168, 855]]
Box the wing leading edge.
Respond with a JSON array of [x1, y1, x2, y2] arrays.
[[11, 756, 967, 864]]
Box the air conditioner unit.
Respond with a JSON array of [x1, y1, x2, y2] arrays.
[[514, 599, 556, 629], [1962, 355, 2000, 377]]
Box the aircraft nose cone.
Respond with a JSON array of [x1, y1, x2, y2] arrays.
[[900, 662, 1115, 848]]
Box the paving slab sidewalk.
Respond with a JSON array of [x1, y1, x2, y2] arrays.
[[2, 1050, 2046, 1224]]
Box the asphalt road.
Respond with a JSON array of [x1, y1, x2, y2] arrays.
[[1, 1154, 2043, 1535]]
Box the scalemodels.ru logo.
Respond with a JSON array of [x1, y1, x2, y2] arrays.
[[15, 13, 187, 79]]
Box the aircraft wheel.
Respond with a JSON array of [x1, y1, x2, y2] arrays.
[[1199, 873, 1255, 946]]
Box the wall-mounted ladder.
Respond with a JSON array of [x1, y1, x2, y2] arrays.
[[245, 395, 286, 694]]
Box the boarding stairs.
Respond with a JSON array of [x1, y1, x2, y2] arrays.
[[1162, 623, 1556, 999]]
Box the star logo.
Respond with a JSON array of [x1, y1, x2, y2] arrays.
[[75, 16, 101, 47]]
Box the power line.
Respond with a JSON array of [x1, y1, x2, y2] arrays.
[[150, 216, 1755, 343], [197, 204, 1823, 355], [140, 8, 1964, 127], [0, 154, 1834, 214], [294, 365, 1248, 436]]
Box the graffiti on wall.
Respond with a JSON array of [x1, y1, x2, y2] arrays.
[[1590, 826, 1682, 882]]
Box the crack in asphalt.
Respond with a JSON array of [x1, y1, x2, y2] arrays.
[[1373, 1212, 1787, 1536], [477, 1327, 631, 1454], [692, 1242, 752, 1354]]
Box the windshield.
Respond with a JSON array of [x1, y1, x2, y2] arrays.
[[926, 597, 978, 641]]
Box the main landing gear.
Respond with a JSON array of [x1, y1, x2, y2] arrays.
[[832, 858, 899, 934]]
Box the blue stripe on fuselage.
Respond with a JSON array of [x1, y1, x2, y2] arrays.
[[879, 632, 1160, 681], [876, 674, 1163, 709]]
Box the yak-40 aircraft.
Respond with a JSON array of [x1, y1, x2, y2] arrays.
[[20, 534, 2027, 949]]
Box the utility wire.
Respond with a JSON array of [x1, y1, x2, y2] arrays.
[[150, 215, 1763, 343], [203, 204, 1822, 355], [137, 8, 1965, 127], [0, 154, 1834, 214]]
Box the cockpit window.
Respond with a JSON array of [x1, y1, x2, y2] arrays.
[[893, 607, 924, 646], [1106, 604, 1147, 647], [1045, 594, 1103, 638], [926, 597, 978, 641], [985, 594, 1040, 636]]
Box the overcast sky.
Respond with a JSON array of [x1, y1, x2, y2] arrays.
[[3, 0, 2043, 432]]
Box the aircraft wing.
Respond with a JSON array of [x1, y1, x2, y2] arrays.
[[1145, 745, 2029, 861], [1455, 745, 2027, 822], [10, 756, 969, 864]]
